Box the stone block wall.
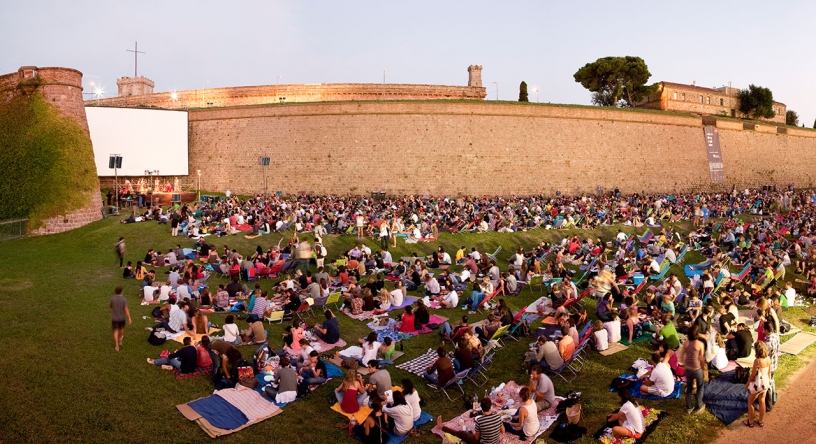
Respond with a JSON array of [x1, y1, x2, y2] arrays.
[[184, 102, 715, 196]]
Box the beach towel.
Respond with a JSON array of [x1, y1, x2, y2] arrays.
[[387, 297, 419, 312], [619, 334, 651, 347], [312, 338, 347, 353], [168, 328, 222, 344], [342, 310, 380, 321], [608, 374, 683, 400]]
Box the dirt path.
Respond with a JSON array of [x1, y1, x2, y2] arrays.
[[713, 357, 816, 443]]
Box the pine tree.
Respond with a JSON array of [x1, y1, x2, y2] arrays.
[[519, 81, 529, 102]]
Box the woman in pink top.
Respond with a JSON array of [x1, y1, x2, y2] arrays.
[[288, 319, 305, 351]]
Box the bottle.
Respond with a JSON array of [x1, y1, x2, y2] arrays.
[[472, 394, 479, 411], [348, 417, 356, 436], [490, 385, 496, 396]]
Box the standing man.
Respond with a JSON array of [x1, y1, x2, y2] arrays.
[[109, 286, 132, 351], [115, 237, 126, 268], [379, 221, 390, 250]]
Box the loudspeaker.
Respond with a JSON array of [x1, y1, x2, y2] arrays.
[[109, 156, 115, 169], [116, 156, 122, 169], [171, 193, 181, 203]]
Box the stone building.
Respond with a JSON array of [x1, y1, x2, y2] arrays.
[[116, 75, 154, 97], [635, 81, 786, 124]]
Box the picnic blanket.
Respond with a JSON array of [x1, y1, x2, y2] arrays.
[[609, 374, 683, 400], [779, 332, 816, 355], [387, 297, 419, 312], [332, 386, 405, 424], [593, 406, 666, 444], [431, 381, 561, 444], [169, 328, 222, 344], [175, 366, 213, 380], [703, 370, 748, 425], [599, 342, 628, 356], [525, 296, 554, 316], [619, 334, 651, 347], [312, 338, 347, 353], [395, 348, 437, 376], [342, 309, 381, 321], [177, 384, 282, 438]]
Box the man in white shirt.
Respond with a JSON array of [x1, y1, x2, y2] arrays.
[[158, 281, 173, 301], [168, 269, 180, 289], [424, 275, 440, 296], [639, 353, 674, 398], [648, 257, 661, 275], [437, 285, 458, 308], [382, 250, 393, 267], [142, 284, 159, 304], [664, 247, 676, 264]]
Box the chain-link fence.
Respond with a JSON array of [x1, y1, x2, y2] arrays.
[[0, 218, 28, 242]]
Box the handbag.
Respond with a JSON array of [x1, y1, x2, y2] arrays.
[[566, 404, 582, 425]]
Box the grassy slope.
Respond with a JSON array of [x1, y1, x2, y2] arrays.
[[0, 214, 813, 444]]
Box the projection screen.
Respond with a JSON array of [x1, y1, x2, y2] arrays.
[[86, 107, 189, 177]]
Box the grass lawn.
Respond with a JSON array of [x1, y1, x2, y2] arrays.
[[1, 213, 813, 444]]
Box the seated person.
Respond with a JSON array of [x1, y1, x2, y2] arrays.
[[639, 352, 675, 398], [604, 311, 622, 343], [382, 391, 415, 437], [240, 314, 267, 344], [529, 365, 556, 411], [655, 314, 680, 350], [146, 336, 197, 373], [312, 309, 340, 344], [474, 314, 502, 343], [453, 338, 475, 371], [607, 390, 645, 440], [435, 284, 459, 308], [377, 337, 396, 364], [353, 399, 389, 444], [529, 335, 563, 370], [591, 320, 609, 352], [423, 346, 454, 386], [264, 356, 297, 404], [726, 323, 754, 360], [503, 387, 539, 440], [557, 325, 575, 361], [436, 398, 504, 444], [335, 369, 368, 413], [440, 315, 471, 341], [397, 305, 417, 333]]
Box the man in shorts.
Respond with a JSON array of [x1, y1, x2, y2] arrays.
[[109, 286, 132, 352]]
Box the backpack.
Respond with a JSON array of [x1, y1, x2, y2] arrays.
[[779, 319, 791, 334], [734, 366, 751, 384], [196, 345, 213, 368]]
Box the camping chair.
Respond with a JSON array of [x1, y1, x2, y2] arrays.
[[528, 275, 544, 293], [570, 339, 591, 371], [428, 369, 470, 401], [487, 246, 502, 262], [489, 324, 511, 347], [572, 258, 597, 286], [294, 301, 314, 321], [649, 260, 671, 281], [546, 357, 577, 383], [504, 313, 529, 342], [465, 353, 493, 387], [475, 289, 501, 314], [325, 292, 342, 310], [638, 230, 654, 244], [729, 263, 751, 281], [265, 311, 285, 324]]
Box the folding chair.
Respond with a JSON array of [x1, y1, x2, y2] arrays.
[[528, 275, 544, 293], [489, 324, 511, 347], [294, 301, 314, 321], [465, 353, 493, 387], [487, 246, 502, 262], [428, 369, 470, 401], [325, 292, 342, 310], [265, 311, 285, 324]]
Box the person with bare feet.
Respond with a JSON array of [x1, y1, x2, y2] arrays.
[[109, 286, 131, 352], [436, 397, 504, 444], [147, 336, 197, 373]]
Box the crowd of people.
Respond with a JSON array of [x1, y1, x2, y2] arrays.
[[109, 184, 816, 441]]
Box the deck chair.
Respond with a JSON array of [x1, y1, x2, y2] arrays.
[[465, 352, 493, 387], [429, 369, 470, 401], [638, 230, 654, 244], [546, 356, 577, 383], [504, 313, 529, 342], [489, 324, 511, 347], [487, 246, 502, 262], [325, 292, 342, 310], [730, 263, 751, 281], [649, 260, 671, 281], [528, 275, 544, 293], [475, 289, 501, 313], [265, 311, 285, 324], [294, 301, 314, 320]]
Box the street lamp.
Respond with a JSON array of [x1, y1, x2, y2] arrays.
[[532, 87, 539, 103], [493, 82, 498, 100], [277, 75, 282, 85], [197, 170, 201, 201]]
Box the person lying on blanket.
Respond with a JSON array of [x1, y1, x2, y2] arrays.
[[607, 389, 645, 440], [639, 352, 675, 398]]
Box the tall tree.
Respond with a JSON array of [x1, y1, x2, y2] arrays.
[[518, 81, 529, 102], [786, 110, 799, 126], [738, 85, 775, 119], [573, 56, 655, 107], [813, 118, 816, 129]]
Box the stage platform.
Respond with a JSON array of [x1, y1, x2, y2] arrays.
[[120, 192, 197, 207]]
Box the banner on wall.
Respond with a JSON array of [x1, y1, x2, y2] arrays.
[[703, 126, 725, 183]]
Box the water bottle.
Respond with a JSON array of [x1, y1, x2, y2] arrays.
[[349, 417, 356, 436], [472, 394, 479, 411], [490, 385, 496, 396]]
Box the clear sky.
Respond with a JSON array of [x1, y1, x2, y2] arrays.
[[2, 0, 814, 125]]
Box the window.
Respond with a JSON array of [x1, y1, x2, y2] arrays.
[[706, 96, 710, 104], [720, 98, 724, 106], [673, 92, 677, 100], [682, 93, 686, 101], [700, 95, 703, 103]]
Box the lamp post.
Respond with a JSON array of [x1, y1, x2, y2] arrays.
[[197, 170, 201, 201], [277, 75, 282, 85], [532, 87, 539, 103], [493, 82, 498, 100]]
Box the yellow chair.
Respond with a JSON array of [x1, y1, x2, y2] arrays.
[[265, 311, 284, 324], [325, 292, 342, 310]]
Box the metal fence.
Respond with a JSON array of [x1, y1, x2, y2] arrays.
[[0, 218, 28, 242]]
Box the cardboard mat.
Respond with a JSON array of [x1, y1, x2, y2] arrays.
[[599, 342, 628, 356], [779, 332, 816, 355]]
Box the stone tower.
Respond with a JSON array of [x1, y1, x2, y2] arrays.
[[117, 75, 154, 97], [467, 65, 483, 87]]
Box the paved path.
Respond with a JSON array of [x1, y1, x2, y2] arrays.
[[713, 357, 816, 443]]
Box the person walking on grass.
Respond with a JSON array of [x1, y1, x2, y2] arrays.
[[115, 237, 126, 268], [109, 286, 132, 352]]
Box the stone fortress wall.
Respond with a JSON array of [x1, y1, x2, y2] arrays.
[[100, 100, 815, 197], [0, 67, 103, 235]]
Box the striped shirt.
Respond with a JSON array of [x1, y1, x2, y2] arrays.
[[474, 412, 502, 444]]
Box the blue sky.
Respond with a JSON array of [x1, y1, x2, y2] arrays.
[[2, 0, 814, 125]]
